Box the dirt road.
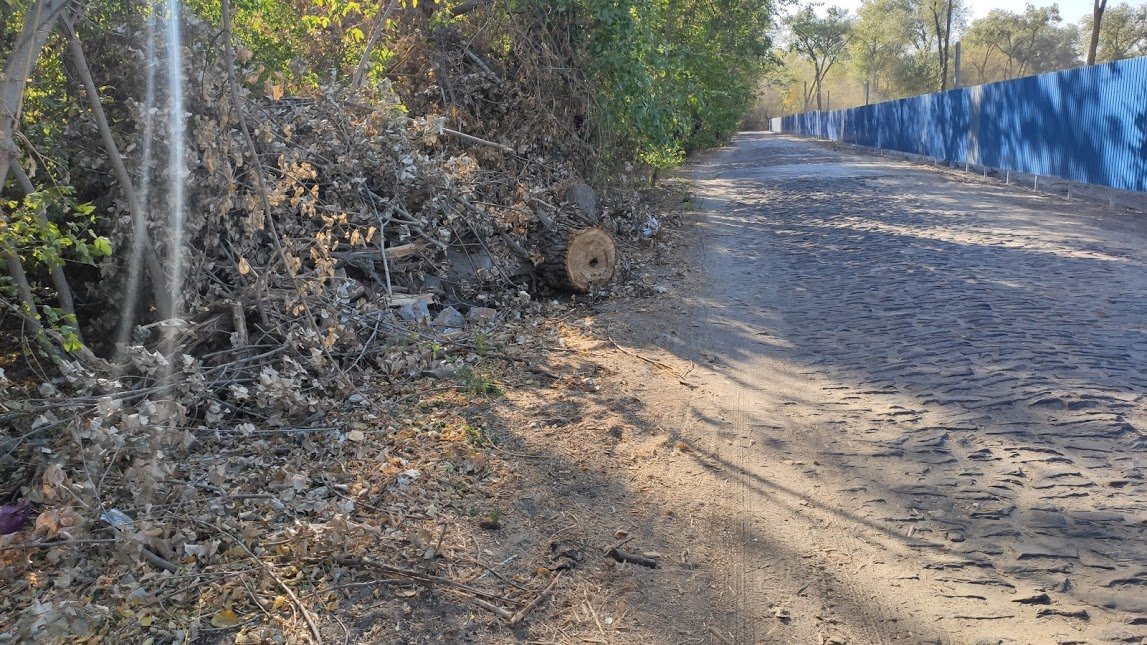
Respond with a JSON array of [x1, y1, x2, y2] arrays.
[[571, 132, 1147, 644]]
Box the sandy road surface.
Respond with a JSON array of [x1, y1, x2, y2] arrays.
[[593, 132, 1147, 644]]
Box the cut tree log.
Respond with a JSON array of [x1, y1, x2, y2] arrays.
[[538, 226, 616, 292]]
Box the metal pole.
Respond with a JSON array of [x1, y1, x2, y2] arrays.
[[954, 41, 962, 88]]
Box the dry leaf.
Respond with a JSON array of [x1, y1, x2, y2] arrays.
[[34, 510, 61, 538], [211, 608, 239, 628]]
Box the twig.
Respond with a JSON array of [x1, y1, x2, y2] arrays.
[[464, 49, 502, 83], [470, 596, 514, 620], [0, 538, 118, 551], [707, 625, 734, 645], [603, 535, 635, 554], [584, 588, 606, 637], [605, 328, 688, 381], [220, 0, 335, 374], [139, 547, 178, 573], [509, 572, 562, 626], [210, 522, 324, 644], [333, 556, 514, 603], [443, 128, 515, 154], [375, 210, 394, 298]]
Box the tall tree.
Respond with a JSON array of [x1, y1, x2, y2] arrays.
[[1088, 0, 1110, 64], [851, 0, 913, 100], [785, 5, 854, 110], [965, 4, 1079, 81], [918, 0, 967, 90], [1081, 1, 1147, 62]]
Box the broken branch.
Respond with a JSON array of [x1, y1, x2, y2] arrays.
[[508, 572, 562, 626]]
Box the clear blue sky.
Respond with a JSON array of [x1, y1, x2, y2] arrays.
[[828, 0, 1097, 24]]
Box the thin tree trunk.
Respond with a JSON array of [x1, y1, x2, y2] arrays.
[[3, 247, 57, 361], [0, 0, 71, 193], [942, 0, 953, 90], [931, 4, 947, 91], [350, 0, 402, 93], [815, 63, 823, 110], [61, 15, 171, 320], [9, 161, 82, 343], [0, 0, 71, 364], [1088, 0, 1108, 64]]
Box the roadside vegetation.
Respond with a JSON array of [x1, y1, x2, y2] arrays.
[[0, 0, 770, 641]]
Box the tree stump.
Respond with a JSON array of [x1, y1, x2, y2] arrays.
[[539, 226, 617, 292]]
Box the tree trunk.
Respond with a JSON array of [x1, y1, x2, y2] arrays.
[[1088, 0, 1108, 65], [9, 161, 81, 343], [941, 0, 953, 90], [0, 0, 73, 364], [63, 16, 171, 320], [538, 227, 617, 293], [0, 0, 71, 192], [814, 63, 823, 110], [350, 0, 402, 93]]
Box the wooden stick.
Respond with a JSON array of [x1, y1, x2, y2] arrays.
[[464, 49, 502, 83], [442, 128, 515, 154], [508, 572, 562, 626], [606, 330, 682, 377], [470, 596, 513, 620], [0, 538, 118, 551], [708, 625, 734, 645], [606, 547, 658, 568], [139, 546, 178, 573]]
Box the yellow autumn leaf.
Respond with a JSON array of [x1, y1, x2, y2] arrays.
[[211, 608, 239, 628], [271, 595, 287, 612], [138, 615, 154, 627], [238, 257, 251, 275]]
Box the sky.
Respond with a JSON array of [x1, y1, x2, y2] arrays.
[[828, 0, 1096, 23]]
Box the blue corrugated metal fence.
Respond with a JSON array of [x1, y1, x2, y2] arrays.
[[770, 56, 1147, 192]]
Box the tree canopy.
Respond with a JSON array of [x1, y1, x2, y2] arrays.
[[785, 5, 854, 110], [746, 0, 1147, 124]]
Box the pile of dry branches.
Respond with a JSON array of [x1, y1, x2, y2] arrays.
[[0, 1, 667, 640]]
